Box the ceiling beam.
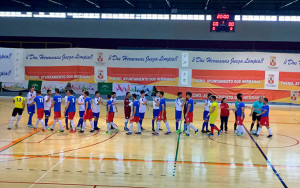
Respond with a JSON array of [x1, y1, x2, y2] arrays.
[[242, 0, 254, 9], [204, 0, 210, 10], [165, 0, 171, 8], [86, 0, 100, 8], [48, 0, 64, 6], [11, 0, 31, 7], [280, 0, 299, 9], [124, 0, 135, 7]]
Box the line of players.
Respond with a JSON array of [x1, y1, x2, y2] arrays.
[[8, 87, 272, 137]]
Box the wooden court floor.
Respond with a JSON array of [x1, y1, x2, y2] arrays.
[[0, 97, 300, 188]]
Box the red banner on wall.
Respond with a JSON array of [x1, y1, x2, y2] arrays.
[[156, 86, 295, 103], [192, 70, 265, 88], [107, 67, 179, 86], [279, 72, 300, 90], [25, 66, 95, 83]]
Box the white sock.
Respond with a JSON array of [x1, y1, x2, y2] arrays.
[[156, 122, 161, 133], [82, 122, 86, 131], [111, 122, 118, 129], [165, 122, 170, 132], [9, 116, 15, 127], [106, 123, 111, 132], [125, 119, 129, 123], [137, 123, 141, 132], [268, 128, 272, 135], [129, 123, 133, 132], [40, 119, 46, 129], [257, 127, 262, 135], [189, 124, 197, 131], [52, 120, 56, 129], [70, 120, 75, 131], [16, 115, 22, 125], [91, 121, 94, 130], [187, 124, 190, 134], [58, 119, 63, 130], [35, 119, 40, 128]]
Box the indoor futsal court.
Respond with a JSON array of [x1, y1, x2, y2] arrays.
[[1, 0, 300, 188]]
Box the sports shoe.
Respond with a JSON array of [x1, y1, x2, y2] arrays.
[[207, 133, 214, 136], [164, 131, 171, 135], [69, 130, 76, 133], [94, 127, 99, 131], [66, 127, 69, 130], [267, 135, 273, 138], [152, 128, 155, 132], [57, 130, 64, 133], [42, 129, 47, 132], [241, 132, 246, 136], [90, 130, 95, 133], [159, 128, 163, 131], [105, 131, 110, 135], [254, 134, 259, 137], [111, 126, 115, 130], [186, 133, 190, 136], [79, 130, 84, 133], [114, 128, 119, 132], [126, 132, 132, 135], [124, 127, 129, 131], [152, 132, 159, 136], [201, 130, 206, 133], [28, 125, 34, 128], [195, 129, 199, 135], [218, 130, 222, 136], [205, 130, 210, 133], [235, 133, 242, 136], [135, 132, 142, 134], [225, 130, 228, 133], [176, 130, 181, 134], [76, 126, 81, 130], [15, 124, 18, 127], [141, 127, 145, 131], [7, 127, 11, 130]]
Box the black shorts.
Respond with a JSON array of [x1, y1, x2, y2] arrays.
[[12, 108, 23, 116], [252, 112, 261, 122]]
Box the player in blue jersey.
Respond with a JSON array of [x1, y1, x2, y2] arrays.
[[254, 98, 273, 138], [65, 89, 76, 133], [126, 94, 142, 135], [105, 94, 118, 134], [153, 91, 171, 135], [49, 88, 64, 132], [80, 91, 94, 133], [64, 89, 70, 130], [185, 92, 199, 136], [29, 90, 46, 131], [235, 95, 246, 136]]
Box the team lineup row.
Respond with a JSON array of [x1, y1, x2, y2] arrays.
[[8, 87, 272, 137]]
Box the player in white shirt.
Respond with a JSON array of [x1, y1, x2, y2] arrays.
[[175, 92, 184, 133], [139, 90, 148, 131], [92, 91, 102, 130], [44, 89, 52, 128], [27, 86, 36, 128], [76, 89, 86, 130], [110, 92, 118, 129], [152, 91, 160, 132], [64, 90, 70, 130], [202, 93, 212, 133]]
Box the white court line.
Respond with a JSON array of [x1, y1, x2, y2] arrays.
[[28, 136, 92, 188]]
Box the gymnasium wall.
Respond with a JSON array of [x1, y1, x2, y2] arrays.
[[0, 18, 300, 42], [1, 47, 300, 104]]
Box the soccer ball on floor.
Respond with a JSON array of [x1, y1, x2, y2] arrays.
[[251, 129, 257, 134]]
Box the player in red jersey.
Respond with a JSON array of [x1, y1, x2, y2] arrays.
[[124, 92, 131, 131]]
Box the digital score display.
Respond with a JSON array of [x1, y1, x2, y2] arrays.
[[210, 13, 235, 32]]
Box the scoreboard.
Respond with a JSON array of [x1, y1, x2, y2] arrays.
[[210, 13, 235, 32]]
